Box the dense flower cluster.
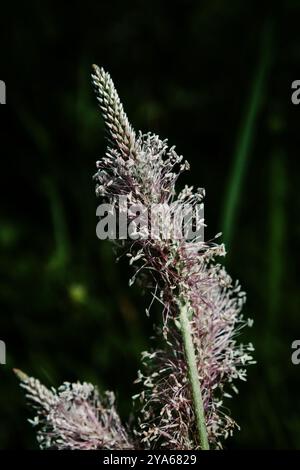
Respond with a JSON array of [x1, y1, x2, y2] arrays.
[[134, 250, 255, 449], [17, 66, 254, 450], [15, 370, 132, 450], [92, 65, 254, 448]]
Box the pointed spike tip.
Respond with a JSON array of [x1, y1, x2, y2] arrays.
[[13, 368, 29, 382]]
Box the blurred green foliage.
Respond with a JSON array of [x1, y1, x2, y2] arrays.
[[0, 0, 300, 449]]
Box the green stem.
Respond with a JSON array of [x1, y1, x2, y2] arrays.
[[222, 21, 273, 248], [179, 302, 209, 450]]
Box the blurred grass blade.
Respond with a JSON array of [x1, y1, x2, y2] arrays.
[[222, 22, 273, 247]]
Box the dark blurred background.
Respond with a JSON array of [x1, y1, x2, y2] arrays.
[[0, 0, 299, 449]]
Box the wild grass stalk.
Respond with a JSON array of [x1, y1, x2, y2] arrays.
[[222, 23, 273, 247], [15, 66, 254, 450]]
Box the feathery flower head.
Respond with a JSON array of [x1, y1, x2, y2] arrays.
[[92, 65, 190, 207], [17, 67, 254, 451], [15, 370, 132, 450], [92, 66, 255, 449]]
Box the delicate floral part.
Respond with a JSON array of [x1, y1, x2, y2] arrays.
[[17, 67, 255, 452], [15, 371, 133, 450], [92, 67, 255, 449], [94, 131, 190, 206], [134, 248, 255, 449], [92, 64, 137, 158]]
